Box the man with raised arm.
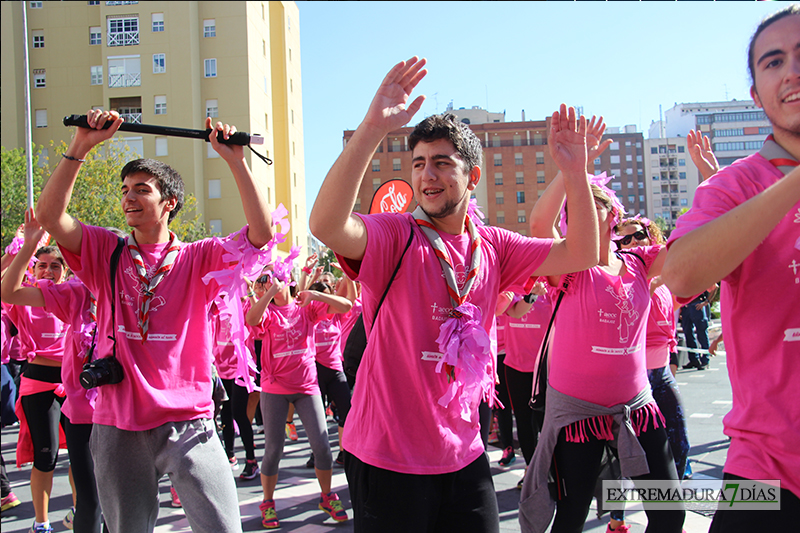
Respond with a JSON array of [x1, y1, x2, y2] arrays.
[[36, 109, 274, 533], [309, 57, 599, 533], [662, 6, 800, 531]]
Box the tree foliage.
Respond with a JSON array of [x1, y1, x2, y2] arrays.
[[1, 142, 208, 248]]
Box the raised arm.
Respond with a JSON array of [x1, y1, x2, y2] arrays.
[[687, 129, 720, 181], [36, 109, 123, 254], [662, 166, 800, 297], [244, 279, 280, 327], [0, 209, 46, 308], [309, 57, 427, 260], [207, 118, 273, 248], [296, 290, 352, 315], [530, 106, 599, 278]]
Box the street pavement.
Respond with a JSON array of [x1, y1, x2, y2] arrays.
[[1, 327, 728, 532]]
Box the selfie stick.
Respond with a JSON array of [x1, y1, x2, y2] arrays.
[[63, 114, 264, 146]]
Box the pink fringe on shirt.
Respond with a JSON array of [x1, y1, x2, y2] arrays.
[[564, 401, 666, 443]]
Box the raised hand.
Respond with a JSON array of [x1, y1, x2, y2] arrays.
[[548, 104, 588, 175], [207, 117, 245, 162], [362, 57, 427, 135], [586, 115, 613, 161], [687, 129, 720, 181], [305, 253, 318, 270], [295, 290, 316, 307], [23, 208, 48, 247], [71, 109, 124, 155]]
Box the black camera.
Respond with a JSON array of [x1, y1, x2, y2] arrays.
[[256, 274, 270, 284], [79, 356, 124, 389]]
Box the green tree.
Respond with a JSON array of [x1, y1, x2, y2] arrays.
[[1, 145, 44, 249], [653, 216, 669, 236], [316, 247, 343, 278]]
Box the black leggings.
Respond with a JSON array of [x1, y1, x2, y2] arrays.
[[63, 419, 107, 533], [20, 364, 65, 472], [503, 364, 539, 465], [220, 378, 256, 461], [495, 353, 514, 450], [551, 417, 685, 533], [709, 474, 800, 533], [315, 363, 351, 428]]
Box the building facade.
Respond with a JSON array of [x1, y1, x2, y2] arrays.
[[2, 0, 306, 252], [643, 137, 701, 229]]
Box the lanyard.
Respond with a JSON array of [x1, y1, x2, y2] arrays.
[[127, 233, 180, 341]]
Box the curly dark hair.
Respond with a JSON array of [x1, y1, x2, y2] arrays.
[[120, 159, 184, 223], [408, 113, 483, 172]]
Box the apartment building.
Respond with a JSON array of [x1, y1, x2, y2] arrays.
[[1, 0, 306, 252], [643, 137, 701, 230]]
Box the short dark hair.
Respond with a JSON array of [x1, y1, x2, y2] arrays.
[[35, 245, 66, 268], [747, 4, 800, 86], [120, 159, 184, 223], [408, 113, 483, 172]]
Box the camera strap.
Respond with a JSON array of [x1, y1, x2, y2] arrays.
[[107, 237, 125, 358]]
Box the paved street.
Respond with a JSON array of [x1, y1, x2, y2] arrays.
[[2, 329, 728, 532]]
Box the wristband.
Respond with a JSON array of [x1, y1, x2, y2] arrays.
[[522, 293, 537, 304], [62, 154, 86, 163], [301, 266, 313, 274], [246, 291, 255, 299]]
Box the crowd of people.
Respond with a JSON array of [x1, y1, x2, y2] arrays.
[[1, 4, 798, 533]]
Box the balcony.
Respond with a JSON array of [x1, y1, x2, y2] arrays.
[[119, 112, 142, 124], [108, 30, 139, 47], [109, 72, 141, 88]]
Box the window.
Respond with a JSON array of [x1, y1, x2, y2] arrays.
[[32, 30, 44, 48], [155, 137, 168, 156], [515, 153, 523, 165], [679, 172, 687, 179], [90, 65, 103, 85], [208, 179, 221, 199], [610, 155, 621, 164], [209, 220, 222, 235], [108, 56, 141, 87], [33, 70, 46, 88], [516, 191, 525, 204], [638, 182, 644, 189], [680, 198, 688, 207], [611, 182, 622, 191], [153, 53, 165, 73], [204, 58, 217, 78], [627, 181, 634, 189], [680, 184, 687, 193], [88, 1, 100, 5], [494, 173, 503, 186], [152, 13, 164, 32], [625, 168, 633, 175], [203, 19, 216, 38], [30, 1, 42, 8], [678, 146, 685, 153], [537, 171, 545, 184], [626, 155, 632, 162], [536, 152, 544, 165], [35, 109, 47, 128], [516, 172, 524, 185], [496, 211, 505, 224], [594, 158, 601, 166], [628, 195, 635, 204], [354, 198, 361, 212], [651, 147, 658, 154], [625, 141, 631, 146], [90, 26, 102, 45], [207, 143, 219, 159], [392, 158, 401, 171], [517, 210, 527, 224], [678, 159, 686, 166], [496, 192, 504, 205], [372, 178, 380, 192], [372, 159, 380, 172], [513, 135, 522, 147], [610, 142, 620, 151], [108, 16, 139, 47], [205, 99, 218, 118], [494, 154, 502, 167], [636, 155, 642, 162], [291, 109, 294, 125], [154, 95, 166, 115]]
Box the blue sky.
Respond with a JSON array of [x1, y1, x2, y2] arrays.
[[297, 1, 787, 214]]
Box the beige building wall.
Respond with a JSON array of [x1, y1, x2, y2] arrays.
[[1, 1, 305, 257]]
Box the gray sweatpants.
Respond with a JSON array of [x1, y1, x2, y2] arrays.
[[260, 392, 332, 476], [90, 420, 241, 533]]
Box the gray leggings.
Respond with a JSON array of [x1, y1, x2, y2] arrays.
[[260, 392, 332, 476]]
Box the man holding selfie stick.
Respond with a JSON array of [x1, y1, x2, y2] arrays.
[[36, 109, 274, 533]]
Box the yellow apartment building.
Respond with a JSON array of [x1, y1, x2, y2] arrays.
[[1, 0, 307, 254]]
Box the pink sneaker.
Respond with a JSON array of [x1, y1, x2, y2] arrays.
[[170, 486, 182, 508], [1, 491, 20, 511], [319, 492, 348, 522], [259, 499, 279, 529], [606, 524, 630, 533]]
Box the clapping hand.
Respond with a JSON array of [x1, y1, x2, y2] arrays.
[[548, 104, 588, 176]]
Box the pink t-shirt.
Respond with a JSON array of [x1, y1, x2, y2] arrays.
[[645, 284, 676, 370], [39, 279, 96, 425], [549, 246, 662, 408], [496, 315, 507, 354], [314, 314, 345, 372], [60, 223, 244, 431], [3, 298, 68, 365], [250, 299, 327, 395], [339, 297, 363, 343], [504, 290, 552, 373], [212, 313, 238, 380], [668, 152, 800, 497], [337, 212, 552, 475]]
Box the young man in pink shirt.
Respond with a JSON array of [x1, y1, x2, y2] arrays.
[[309, 57, 599, 532], [36, 109, 274, 533], [663, 6, 800, 531]]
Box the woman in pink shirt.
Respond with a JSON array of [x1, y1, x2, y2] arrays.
[[1, 211, 72, 533], [245, 269, 352, 529]]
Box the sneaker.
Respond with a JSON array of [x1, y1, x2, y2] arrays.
[[259, 499, 279, 529], [29, 524, 53, 533], [684, 459, 693, 480], [1, 491, 20, 511], [229, 455, 239, 471], [319, 492, 348, 522], [285, 422, 298, 441], [240, 459, 261, 480], [606, 524, 631, 533], [170, 486, 182, 508], [306, 453, 315, 468], [498, 446, 516, 467], [63, 506, 75, 529], [325, 405, 334, 418], [335, 450, 345, 467]]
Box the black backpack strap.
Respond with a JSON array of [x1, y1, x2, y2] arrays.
[[107, 237, 125, 358], [617, 249, 646, 268], [372, 221, 414, 323]]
